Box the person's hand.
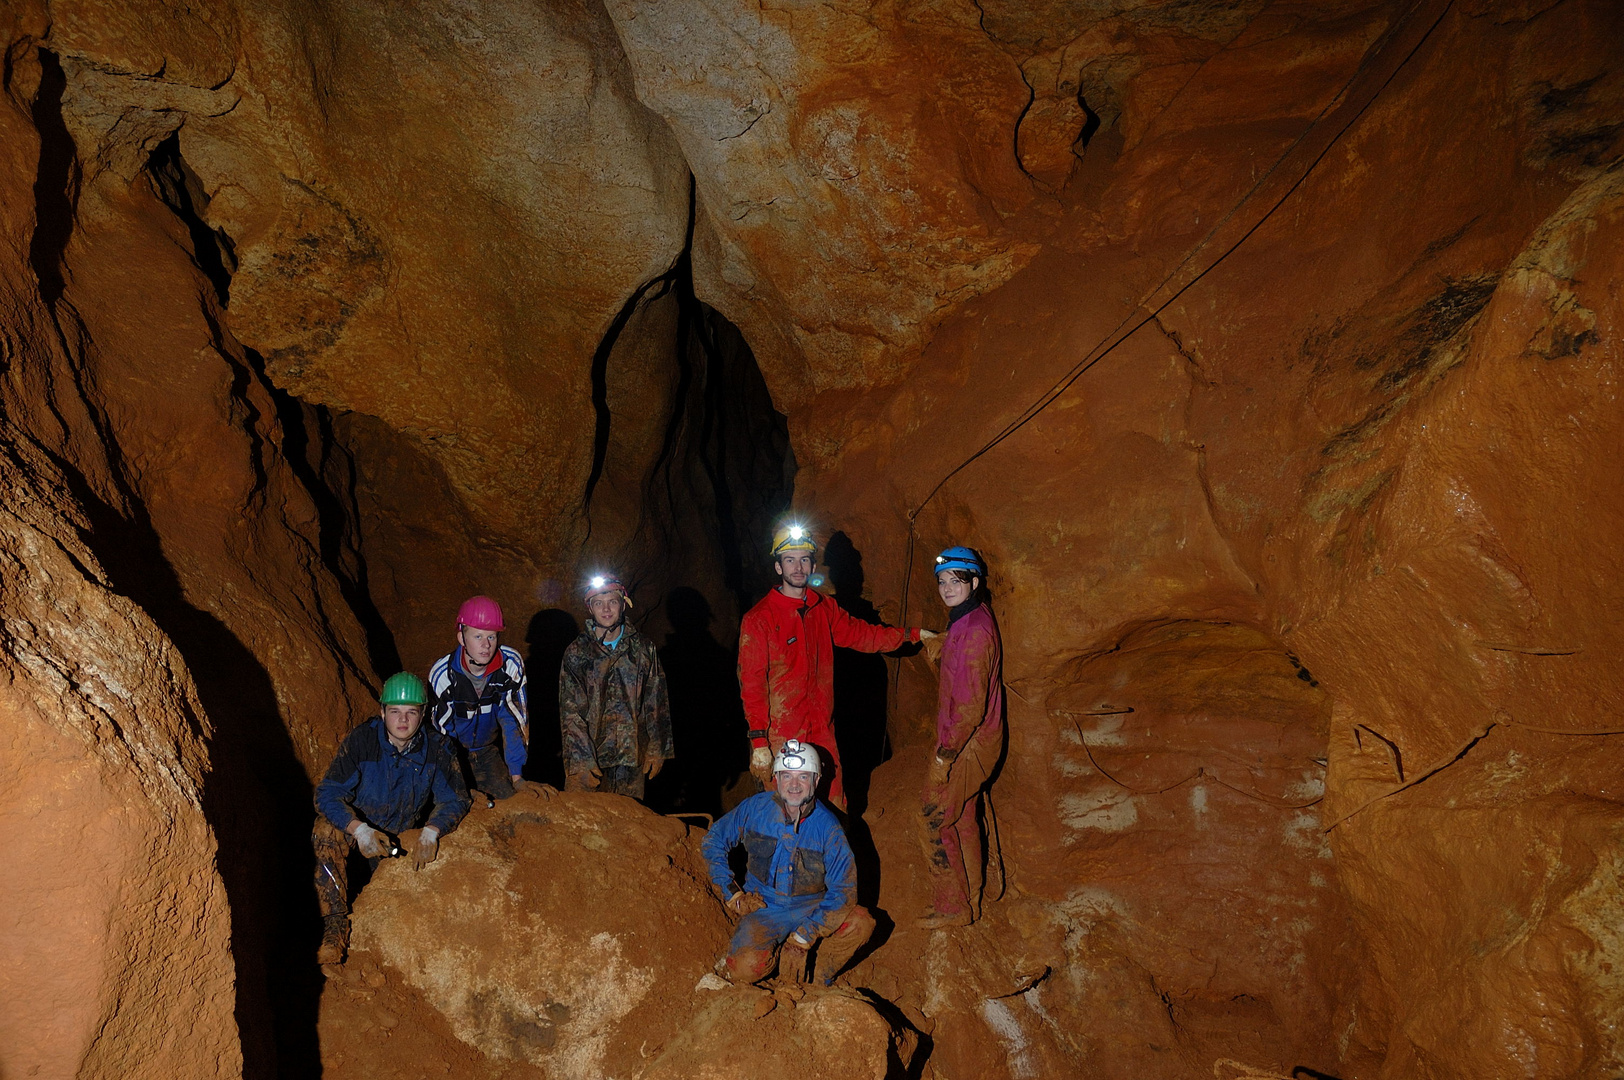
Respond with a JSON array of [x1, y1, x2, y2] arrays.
[[727, 891, 767, 916], [572, 767, 603, 790], [922, 632, 945, 664], [749, 746, 773, 784], [514, 779, 557, 800], [643, 755, 665, 780], [919, 629, 939, 639], [510, 773, 523, 787], [780, 934, 811, 981], [353, 823, 392, 859], [927, 749, 955, 787], [411, 827, 440, 870]]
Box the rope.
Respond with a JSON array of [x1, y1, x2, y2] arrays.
[[1074, 721, 1324, 809], [895, 0, 1456, 636]]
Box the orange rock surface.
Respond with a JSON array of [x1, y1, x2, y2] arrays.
[[1, 0, 1622, 1078]]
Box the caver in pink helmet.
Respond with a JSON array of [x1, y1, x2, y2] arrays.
[[455, 595, 505, 632]]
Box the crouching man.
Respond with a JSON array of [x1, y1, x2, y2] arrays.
[[700, 740, 876, 986], [313, 672, 471, 964]]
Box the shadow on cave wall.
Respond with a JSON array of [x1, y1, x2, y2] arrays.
[[140, 133, 401, 1077]]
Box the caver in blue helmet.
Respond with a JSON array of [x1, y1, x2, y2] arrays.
[[934, 546, 983, 577]]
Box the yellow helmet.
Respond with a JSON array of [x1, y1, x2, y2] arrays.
[[770, 523, 817, 558]]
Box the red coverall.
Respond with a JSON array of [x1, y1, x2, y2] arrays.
[[738, 587, 919, 809], [922, 601, 1004, 919]]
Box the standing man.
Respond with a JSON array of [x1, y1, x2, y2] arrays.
[[313, 672, 470, 964], [558, 572, 673, 799], [429, 595, 529, 801], [738, 523, 933, 809], [701, 741, 875, 986]]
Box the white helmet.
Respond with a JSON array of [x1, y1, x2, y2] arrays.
[[773, 739, 821, 776]]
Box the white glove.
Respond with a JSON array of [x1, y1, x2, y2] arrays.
[[789, 932, 812, 947], [750, 746, 773, 783], [353, 822, 391, 859], [411, 826, 440, 870]]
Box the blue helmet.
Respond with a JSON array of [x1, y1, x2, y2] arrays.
[[934, 546, 983, 577]]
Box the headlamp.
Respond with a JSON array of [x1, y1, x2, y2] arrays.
[[788, 524, 805, 540], [590, 575, 606, 589], [781, 752, 809, 771]]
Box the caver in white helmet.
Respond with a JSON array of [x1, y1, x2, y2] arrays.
[[772, 739, 821, 777]]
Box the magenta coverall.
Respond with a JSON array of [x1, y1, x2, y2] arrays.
[[922, 601, 1004, 919]]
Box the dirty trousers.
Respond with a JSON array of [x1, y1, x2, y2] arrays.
[[725, 899, 875, 985], [313, 818, 366, 918], [458, 742, 515, 799], [565, 764, 644, 798], [920, 725, 1000, 919]]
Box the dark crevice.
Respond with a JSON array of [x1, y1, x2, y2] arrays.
[[582, 173, 793, 615], [136, 134, 402, 1078], [148, 132, 237, 307], [29, 48, 77, 311]]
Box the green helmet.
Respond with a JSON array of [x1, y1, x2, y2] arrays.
[[379, 671, 427, 707]]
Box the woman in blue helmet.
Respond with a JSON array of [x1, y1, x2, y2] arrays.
[[918, 545, 1005, 929]]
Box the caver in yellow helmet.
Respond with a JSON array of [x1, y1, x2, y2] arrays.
[[770, 522, 817, 558]]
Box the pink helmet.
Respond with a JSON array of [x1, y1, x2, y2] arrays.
[[456, 595, 505, 632]]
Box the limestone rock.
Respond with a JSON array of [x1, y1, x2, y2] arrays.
[[339, 792, 732, 1077]]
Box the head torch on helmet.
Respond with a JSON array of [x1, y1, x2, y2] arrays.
[[772, 738, 822, 776], [934, 545, 984, 577], [770, 522, 818, 558]]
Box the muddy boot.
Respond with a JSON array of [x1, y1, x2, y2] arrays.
[[317, 914, 350, 965]]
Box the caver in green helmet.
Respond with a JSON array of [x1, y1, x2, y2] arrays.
[[379, 671, 427, 707]]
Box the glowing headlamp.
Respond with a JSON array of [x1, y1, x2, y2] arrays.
[[788, 524, 805, 540], [590, 575, 606, 589]]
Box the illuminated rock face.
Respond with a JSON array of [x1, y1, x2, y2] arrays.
[[2, 0, 1622, 1078]]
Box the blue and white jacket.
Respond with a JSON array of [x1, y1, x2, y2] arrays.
[[701, 791, 858, 941], [428, 645, 529, 776]]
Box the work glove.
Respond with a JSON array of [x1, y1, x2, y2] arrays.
[[749, 746, 773, 784], [779, 935, 811, 982], [510, 773, 524, 787], [353, 823, 392, 859], [513, 779, 557, 800], [922, 632, 945, 665], [643, 755, 665, 780], [411, 826, 439, 870], [574, 766, 603, 790], [926, 747, 955, 789], [726, 891, 767, 917]]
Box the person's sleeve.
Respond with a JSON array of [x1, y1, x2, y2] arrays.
[[644, 647, 674, 761], [510, 654, 530, 739], [314, 731, 363, 831], [426, 739, 472, 835], [426, 660, 451, 735], [700, 801, 749, 896], [737, 615, 771, 749], [558, 646, 596, 774], [798, 823, 858, 941], [938, 625, 995, 756], [499, 658, 528, 776], [827, 598, 919, 653]]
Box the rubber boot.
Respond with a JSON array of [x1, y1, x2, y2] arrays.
[[317, 914, 350, 965]]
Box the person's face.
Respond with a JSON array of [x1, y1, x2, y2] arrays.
[[937, 571, 979, 609], [460, 625, 499, 667], [381, 703, 423, 744], [776, 552, 814, 589], [586, 591, 625, 630], [775, 768, 815, 808]]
